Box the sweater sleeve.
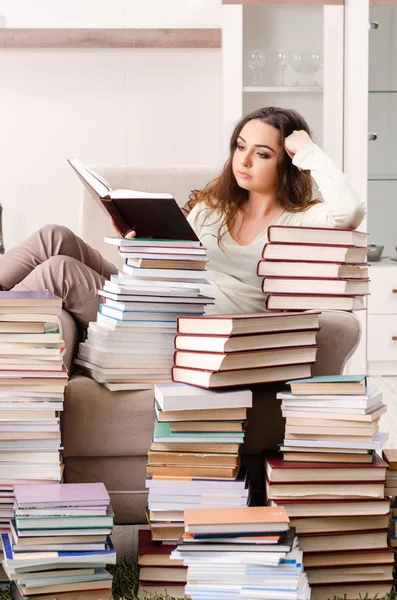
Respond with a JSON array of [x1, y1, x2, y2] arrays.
[[292, 143, 367, 229], [186, 202, 205, 239]]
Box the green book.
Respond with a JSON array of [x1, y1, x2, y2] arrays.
[[286, 375, 366, 385], [153, 419, 244, 443]]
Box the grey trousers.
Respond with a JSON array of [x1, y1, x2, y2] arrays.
[[0, 224, 118, 328]]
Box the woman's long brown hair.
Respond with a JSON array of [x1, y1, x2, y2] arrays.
[[184, 107, 319, 245]]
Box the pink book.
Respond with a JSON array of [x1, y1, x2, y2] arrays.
[[14, 483, 110, 508]]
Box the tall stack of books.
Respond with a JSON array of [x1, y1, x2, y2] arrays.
[[257, 225, 369, 311], [171, 311, 321, 388], [381, 449, 397, 550], [146, 383, 253, 540], [76, 237, 214, 391], [266, 374, 394, 600], [3, 482, 116, 600], [140, 383, 254, 598], [171, 506, 310, 600], [0, 291, 66, 534]]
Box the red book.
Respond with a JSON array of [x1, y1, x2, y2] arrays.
[[138, 530, 184, 567], [265, 453, 388, 483], [264, 293, 365, 312], [261, 242, 368, 264], [267, 225, 368, 248]]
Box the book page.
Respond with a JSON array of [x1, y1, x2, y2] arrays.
[[110, 190, 174, 200], [68, 159, 111, 199]]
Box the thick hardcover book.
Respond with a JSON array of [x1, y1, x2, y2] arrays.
[[172, 362, 313, 390], [154, 383, 253, 411], [265, 293, 366, 312], [267, 225, 368, 247], [68, 158, 199, 241], [261, 242, 368, 264], [174, 328, 319, 354], [176, 311, 320, 336], [261, 277, 370, 296], [173, 344, 318, 372], [257, 260, 369, 279], [265, 453, 388, 483]]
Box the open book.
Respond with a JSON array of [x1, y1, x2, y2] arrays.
[[68, 158, 199, 241]]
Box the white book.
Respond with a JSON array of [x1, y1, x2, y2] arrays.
[[119, 246, 206, 255], [101, 298, 208, 312], [122, 264, 208, 280], [257, 261, 369, 279], [75, 358, 171, 377], [99, 305, 181, 322], [283, 431, 388, 450], [87, 322, 175, 340], [261, 277, 369, 296], [96, 313, 176, 330], [81, 342, 174, 355], [278, 387, 381, 409], [98, 290, 213, 304], [104, 382, 154, 391], [154, 383, 253, 411], [280, 402, 384, 416]]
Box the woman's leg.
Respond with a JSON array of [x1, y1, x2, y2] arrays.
[[11, 255, 116, 328], [0, 224, 117, 290]]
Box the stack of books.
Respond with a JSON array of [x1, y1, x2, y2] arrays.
[[257, 225, 369, 311], [266, 374, 394, 600], [146, 383, 253, 546], [171, 506, 310, 600], [137, 529, 186, 599], [0, 291, 66, 535], [382, 449, 397, 549], [171, 311, 321, 388], [76, 237, 214, 391], [3, 482, 116, 600]]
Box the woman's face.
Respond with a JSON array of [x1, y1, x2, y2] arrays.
[[232, 119, 283, 195]]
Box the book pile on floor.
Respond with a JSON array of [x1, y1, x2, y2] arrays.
[[3, 482, 116, 600], [137, 529, 187, 599], [141, 383, 254, 598], [76, 236, 214, 391], [171, 310, 321, 388], [171, 506, 310, 600], [257, 225, 369, 311], [266, 374, 394, 600], [0, 292, 66, 539]]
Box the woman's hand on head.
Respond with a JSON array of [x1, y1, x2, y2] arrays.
[[284, 130, 312, 161], [109, 217, 136, 239]]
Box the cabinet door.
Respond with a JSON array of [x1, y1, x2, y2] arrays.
[[367, 5, 397, 258], [222, 3, 344, 166]]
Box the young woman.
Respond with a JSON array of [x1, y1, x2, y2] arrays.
[[0, 107, 366, 327]]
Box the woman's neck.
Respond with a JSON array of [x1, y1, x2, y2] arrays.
[[242, 190, 281, 218]]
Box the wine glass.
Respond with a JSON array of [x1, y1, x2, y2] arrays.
[[308, 52, 322, 86], [290, 52, 303, 86], [276, 51, 290, 86], [248, 49, 267, 86]]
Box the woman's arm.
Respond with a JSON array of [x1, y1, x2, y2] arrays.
[[286, 132, 367, 229]]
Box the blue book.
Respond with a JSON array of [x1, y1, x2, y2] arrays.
[[2, 533, 116, 567]]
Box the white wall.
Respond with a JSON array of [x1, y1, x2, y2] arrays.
[[0, 1, 222, 250]]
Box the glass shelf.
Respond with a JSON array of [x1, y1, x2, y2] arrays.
[[369, 90, 397, 94], [368, 175, 397, 181], [243, 86, 323, 93]]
